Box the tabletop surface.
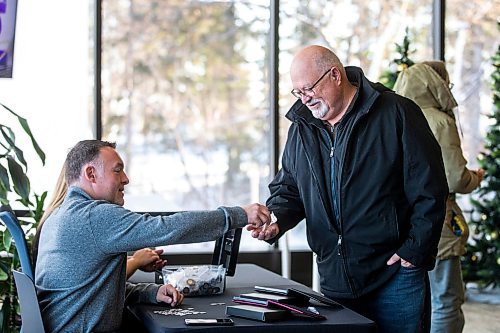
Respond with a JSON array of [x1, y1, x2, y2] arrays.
[[128, 263, 376, 333]]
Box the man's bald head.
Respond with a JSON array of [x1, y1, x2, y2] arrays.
[[289, 45, 356, 126], [291, 45, 344, 80]]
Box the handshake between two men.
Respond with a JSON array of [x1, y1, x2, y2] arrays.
[[243, 204, 280, 241]]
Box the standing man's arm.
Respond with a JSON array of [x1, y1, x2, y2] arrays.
[[249, 139, 305, 241]]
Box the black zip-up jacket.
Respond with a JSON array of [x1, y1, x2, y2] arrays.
[[267, 66, 448, 299]]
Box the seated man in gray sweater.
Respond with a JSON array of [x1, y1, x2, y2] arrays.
[[35, 140, 270, 333]]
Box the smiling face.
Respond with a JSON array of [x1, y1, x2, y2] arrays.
[[290, 46, 351, 125], [89, 147, 129, 206], [305, 94, 331, 120]]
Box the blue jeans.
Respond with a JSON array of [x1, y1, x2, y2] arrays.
[[428, 257, 465, 333], [335, 266, 428, 333]]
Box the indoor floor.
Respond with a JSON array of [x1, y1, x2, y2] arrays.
[[463, 301, 500, 333]]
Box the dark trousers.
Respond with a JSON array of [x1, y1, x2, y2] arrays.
[[333, 266, 431, 333]]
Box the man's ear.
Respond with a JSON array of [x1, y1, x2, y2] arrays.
[[331, 67, 341, 85], [83, 164, 97, 183]]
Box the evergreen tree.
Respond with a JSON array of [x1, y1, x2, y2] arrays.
[[461, 36, 500, 288], [379, 28, 415, 89]]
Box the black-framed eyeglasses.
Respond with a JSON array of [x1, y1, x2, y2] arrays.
[[291, 67, 332, 99]]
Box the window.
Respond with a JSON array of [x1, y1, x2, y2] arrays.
[[101, 0, 272, 252], [445, 0, 498, 212], [445, 0, 497, 168], [3, 0, 497, 254]]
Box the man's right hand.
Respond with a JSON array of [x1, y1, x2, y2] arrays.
[[243, 203, 271, 228]]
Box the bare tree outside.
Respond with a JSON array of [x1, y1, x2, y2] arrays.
[[100, 0, 498, 251], [102, 0, 270, 217]]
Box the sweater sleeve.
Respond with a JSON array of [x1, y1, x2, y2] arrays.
[[125, 282, 160, 305], [88, 205, 248, 255], [218, 206, 248, 232]]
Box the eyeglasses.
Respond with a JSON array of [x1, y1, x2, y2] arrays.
[[291, 68, 332, 99], [449, 82, 455, 90]]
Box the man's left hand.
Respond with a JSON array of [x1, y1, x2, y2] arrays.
[[386, 253, 415, 268], [156, 284, 184, 307], [247, 223, 280, 241]]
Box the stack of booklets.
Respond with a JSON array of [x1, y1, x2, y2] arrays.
[[253, 285, 343, 307], [225, 303, 289, 322], [226, 286, 342, 322]]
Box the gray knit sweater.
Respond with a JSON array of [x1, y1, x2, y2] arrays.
[[35, 186, 247, 333]]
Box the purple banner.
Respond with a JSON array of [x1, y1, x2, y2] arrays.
[[0, 0, 18, 78]]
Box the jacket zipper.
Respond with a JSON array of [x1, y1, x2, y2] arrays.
[[329, 125, 342, 255], [337, 235, 342, 256], [329, 123, 357, 297]]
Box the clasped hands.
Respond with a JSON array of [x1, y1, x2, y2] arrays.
[[243, 204, 280, 241]]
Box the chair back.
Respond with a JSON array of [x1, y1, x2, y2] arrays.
[[0, 211, 45, 332], [0, 211, 33, 280], [12, 270, 45, 333]]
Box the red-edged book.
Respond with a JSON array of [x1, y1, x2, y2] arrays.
[[232, 295, 327, 320]]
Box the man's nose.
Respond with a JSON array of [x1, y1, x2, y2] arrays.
[[122, 173, 130, 185], [300, 94, 312, 104]]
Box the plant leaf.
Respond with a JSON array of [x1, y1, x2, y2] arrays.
[[0, 189, 8, 206], [7, 156, 30, 203], [0, 269, 8, 281], [2, 231, 12, 252], [0, 102, 46, 165], [0, 163, 11, 192], [0, 125, 16, 152], [1, 294, 11, 331], [33, 191, 48, 223], [0, 260, 11, 277], [16, 116, 46, 165], [0, 127, 27, 168]]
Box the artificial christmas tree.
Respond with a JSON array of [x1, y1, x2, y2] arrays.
[[379, 28, 415, 89], [461, 38, 500, 289]]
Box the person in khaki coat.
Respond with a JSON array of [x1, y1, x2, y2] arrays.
[[394, 62, 484, 333]]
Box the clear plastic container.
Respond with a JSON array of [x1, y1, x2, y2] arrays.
[[162, 265, 226, 297]]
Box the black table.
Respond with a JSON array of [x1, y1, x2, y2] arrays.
[[128, 264, 376, 333]]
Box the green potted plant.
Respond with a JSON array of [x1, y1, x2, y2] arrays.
[[0, 102, 46, 332]]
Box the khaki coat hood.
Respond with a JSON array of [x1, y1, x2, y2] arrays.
[[394, 63, 458, 117]]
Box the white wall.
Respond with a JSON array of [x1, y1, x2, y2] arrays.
[[0, 0, 93, 206]]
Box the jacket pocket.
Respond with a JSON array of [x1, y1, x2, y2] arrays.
[[385, 205, 400, 242], [317, 251, 352, 297]]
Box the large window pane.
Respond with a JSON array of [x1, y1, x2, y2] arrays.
[[445, 0, 499, 213], [279, 0, 433, 250], [446, 0, 498, 168], [101, 0, 272, 252]]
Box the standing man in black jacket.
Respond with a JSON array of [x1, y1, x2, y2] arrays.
[[248, 45, 448, 333]]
